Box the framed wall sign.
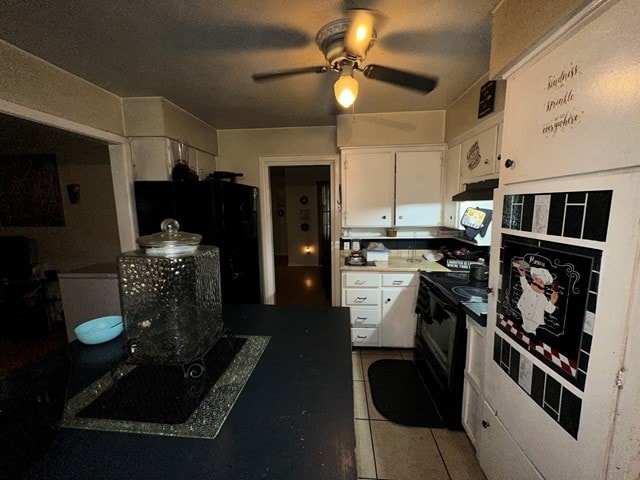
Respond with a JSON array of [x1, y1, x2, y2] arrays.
[[478, 80, 496, 118]]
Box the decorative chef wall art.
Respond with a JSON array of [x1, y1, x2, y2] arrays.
[[498, 234, 602, 389]]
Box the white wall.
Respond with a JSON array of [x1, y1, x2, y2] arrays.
[[217, 126, 337, 188], [0, 129, 121, 272], [0, 40, 123, 136], [336, 110, 445, 147]]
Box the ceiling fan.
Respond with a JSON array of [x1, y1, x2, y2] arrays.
[[251, 9, 438, 109]]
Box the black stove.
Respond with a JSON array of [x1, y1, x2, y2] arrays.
[[419, 271, 488, 306]]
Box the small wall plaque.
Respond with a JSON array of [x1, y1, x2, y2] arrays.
[[478, 80, 496, 118]]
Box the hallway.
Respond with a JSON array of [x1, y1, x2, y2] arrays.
[[274, 255, 331, 307]]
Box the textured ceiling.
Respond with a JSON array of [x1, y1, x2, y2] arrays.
[[0, 0, 499, 130]]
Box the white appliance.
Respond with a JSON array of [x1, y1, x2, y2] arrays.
[[478, 1, 640, 479]]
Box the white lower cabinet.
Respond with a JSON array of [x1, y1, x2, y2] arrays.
[[342, 271, 417, 348], [477, 400, 544, 480], [462, 316, 485, 446]]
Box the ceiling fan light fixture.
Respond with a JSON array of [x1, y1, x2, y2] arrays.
[[334, 74, 359, 108]]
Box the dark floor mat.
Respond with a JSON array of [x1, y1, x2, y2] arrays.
[[368, 359, 444, 428], [77, 337, 246, 424]]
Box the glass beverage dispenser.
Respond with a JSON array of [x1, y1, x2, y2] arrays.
[[117, 219, 223, 367]]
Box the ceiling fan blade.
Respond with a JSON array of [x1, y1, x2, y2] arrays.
[[252, 66, 328, 82], [361, 64, 438, 93], [344, 9, 380, 59]]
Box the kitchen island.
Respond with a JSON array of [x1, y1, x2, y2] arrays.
[[20, 304, 356, 480]]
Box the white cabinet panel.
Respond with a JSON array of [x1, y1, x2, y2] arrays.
[[381, 273, 417, 287], [462, 317, 485, 447], [477, 401, 544, 480], [131, 138, 172, 180], [381, 284, 417, 348], [343, 272, 381, 288], [460, 125, 498, 182], [343, 289, 380, 306], [351, 327, 380, 346], [395, 150, 443, 226], [349, 308, 382, 328], [342, 150, 394, 227], [443, 143, 462, 228]]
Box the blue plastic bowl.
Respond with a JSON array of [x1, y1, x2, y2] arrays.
[[75, 315, 123, 345]]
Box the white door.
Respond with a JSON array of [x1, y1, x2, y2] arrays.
[[482, 171, 639, 480], [342, 150, 394, 227], [395, 149, 443, 226], [381, 286, 417, 348]]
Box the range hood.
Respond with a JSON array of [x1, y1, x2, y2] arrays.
[[452, 178, 499, 201]]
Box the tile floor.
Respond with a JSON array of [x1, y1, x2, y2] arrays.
[[353, 347, 486, 480]]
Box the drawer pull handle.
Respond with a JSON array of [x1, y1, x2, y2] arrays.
[[482, 420, 490, 429], [355, 280, 367, 285], [392, 280, 403, 285], [356, 335, 367, 339], [354, 296, 368, 303], [356, 316, 368, 322]]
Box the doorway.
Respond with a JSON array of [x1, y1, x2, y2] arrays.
[[269, 166, 331, 306], [258, 155, 340, 306]]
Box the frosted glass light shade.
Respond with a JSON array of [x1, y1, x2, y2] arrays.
[[334, 75, 359, 108]]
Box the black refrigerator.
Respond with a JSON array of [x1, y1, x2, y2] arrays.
[[134, 180, 261, 304]]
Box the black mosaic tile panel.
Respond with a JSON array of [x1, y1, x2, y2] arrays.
[[581, 333, 593, 353], [564, 205, 585, 238], [494, 335, 584, 437], [590, 271, 600, 294], [544, 376, 562, 413], [567, 192, 586, 203], [584, 191, 613, 242], [578, 351, 589, 372], [587, 292, 598, 313], [531, 365, 546, 406], [522, 195, 535, 232], [493, 334, 502, 364], [547, 194, 566, 236], [501, 190, 612, 242], [509, 348, 520, 383], [500, 336, 511, 369], [559, 388, 582, 439]]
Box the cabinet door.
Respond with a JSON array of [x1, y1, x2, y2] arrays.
[[131, 138, 173, 180], [477, 401, 544, 480], [460, 125, 498, 182], [443, 144, 462, 228], [381, 286, 417, 348], [342, 150, 394, 227], [395, 150, 443, 226]]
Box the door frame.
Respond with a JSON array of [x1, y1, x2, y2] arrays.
[[258, 155, 340, 305], [0, 99, 137, 252]]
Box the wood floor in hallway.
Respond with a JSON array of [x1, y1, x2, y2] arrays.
[[274, 256, 331, 307]]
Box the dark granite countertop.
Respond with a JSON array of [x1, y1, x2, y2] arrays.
[[461, 301, 487, 327], [16, 304, 357, 480]]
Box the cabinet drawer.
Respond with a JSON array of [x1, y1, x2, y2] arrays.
[[382, 273, 417, 287], [344, 289, 380, 306], [349, 308, 382, 327], [343, 272, 381, 288], [351, 327, 380, 346]]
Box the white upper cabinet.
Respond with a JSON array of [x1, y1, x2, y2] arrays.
[[341, 146, 444, 228], [443, 143, 462, 228], [460, 124, 499, 183], [341, 149, 395, 227], [395, 150, 443, 226]]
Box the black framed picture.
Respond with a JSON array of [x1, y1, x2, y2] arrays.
[[0, 154, 65, 226], [478, 80, 496, 118], [498, 235, 601, 388]]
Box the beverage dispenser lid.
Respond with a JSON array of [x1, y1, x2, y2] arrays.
[[136, 218, 202, 256]]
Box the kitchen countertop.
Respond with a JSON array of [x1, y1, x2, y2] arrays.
[[17, 304, 357, 480], [341, 250, 451, 272], [461, 301, 488, 327]]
